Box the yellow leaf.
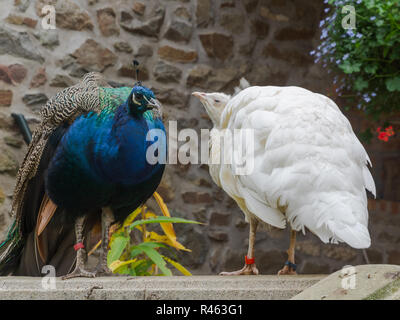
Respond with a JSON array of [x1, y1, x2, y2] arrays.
[[153, 192, 171, 217], [145, 211, 157, 219], [88, 240, 101, 256], [148, 231, 191, 252], [109, 259, 137, 272], [150, 263, 156, 275], [153, 192, 182, 249], [162, 255, 192, 276], [169, 239, 191, 252], [147, 231, 169, 243], [109, 207, 143, 247], [148, 193, 192, 251], [123, 207, 143, 228], [91, 223, 121, 256]]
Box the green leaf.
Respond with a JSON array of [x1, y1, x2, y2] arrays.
[[130, 247, 143, 259], [141, 241, 168, 248], [128, 259, 149, 276], [383, 46, 390, 58], [129, 242, 172, 276], [339, 61, 361, 74], [128, 216, 201, 232], [364, 64, 378, 74], [385, 77, 400, 92], [129, 268, 136, 276], [140, 246, 172, 276], [162, 255, 192, 276], [130, 242, 168, 259], [107, 235, 129, 266], [114, 264, 130, 275], [354, 77, 369, 91], [136, 260, 154, 275]]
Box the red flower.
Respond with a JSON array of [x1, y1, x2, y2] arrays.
[[385, 126, 394, 136], [377, 126, 395, 142], [378, 132, 389, 141]]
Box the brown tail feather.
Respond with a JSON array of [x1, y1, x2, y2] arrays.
[[35, 194, 57, 263]]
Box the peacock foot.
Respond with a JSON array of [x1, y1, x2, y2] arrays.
[[219, 263, 259, 276], [277, 261, 297, 275], [94, 262, 112, 276], [62, 267, 96, 280]]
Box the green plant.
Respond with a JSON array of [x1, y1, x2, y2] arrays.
[[106, 192, 201, 276], [312, 0, 400, 140]]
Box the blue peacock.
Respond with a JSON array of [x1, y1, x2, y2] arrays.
[[0, 70, 167, 278]]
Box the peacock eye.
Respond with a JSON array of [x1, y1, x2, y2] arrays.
[[136, 93, 143, 100], [214, 99, 220, 103]]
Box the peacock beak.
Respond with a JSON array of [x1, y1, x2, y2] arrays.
[[192, 92, 206, 101], [147, 98, 161, 110]]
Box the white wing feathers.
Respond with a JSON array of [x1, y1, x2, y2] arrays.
[[215, 86, 375, 249], [234, 77, 251, 95], [363, 166, 376, 197]]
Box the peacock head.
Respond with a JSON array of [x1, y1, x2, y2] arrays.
[[192, 92, 231, 126], [127, 85, 161, 116]]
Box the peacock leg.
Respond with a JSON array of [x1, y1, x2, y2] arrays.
[[278, 229, 297, 275], [62, 216, 95, 279], [220, 217, 259, 276], [94, 207, 114, 275]]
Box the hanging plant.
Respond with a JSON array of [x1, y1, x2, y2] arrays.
[[311, 0, 400, 142]]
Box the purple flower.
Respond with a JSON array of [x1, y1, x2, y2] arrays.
[[363, 94, 371, 103]]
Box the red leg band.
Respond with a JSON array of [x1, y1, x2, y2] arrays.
[[74, 242, 85, 251], [245, 255, 255, 265]]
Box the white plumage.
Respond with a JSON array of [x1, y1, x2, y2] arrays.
[[193, 84, 375, 275]]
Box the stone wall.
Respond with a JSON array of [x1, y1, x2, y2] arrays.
[[0, 0, 399, 275]]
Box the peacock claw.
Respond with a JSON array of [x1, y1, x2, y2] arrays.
[[62, 267, 96, 280], [277, 265, 297, 275], [94, 263, 112, 276], [219, 264, 259, 276]]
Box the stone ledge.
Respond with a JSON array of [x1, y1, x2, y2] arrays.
[[0, 275, 324, 300], [292, 265, 400, 300]]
